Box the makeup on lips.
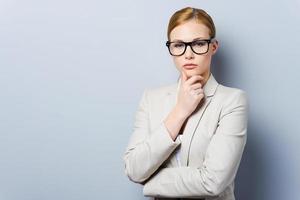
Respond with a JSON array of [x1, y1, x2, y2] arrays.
[[183, 63, 197, 70]]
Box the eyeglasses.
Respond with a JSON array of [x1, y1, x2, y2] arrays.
[[166, 38, 215, 56]]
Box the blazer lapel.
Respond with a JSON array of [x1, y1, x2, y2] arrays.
[[163, 73, 219, 166], [180, 97, 213, 166]]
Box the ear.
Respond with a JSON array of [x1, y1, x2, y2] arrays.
[[211, 40, 219, 55]]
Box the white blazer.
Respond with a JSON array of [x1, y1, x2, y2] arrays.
[[124, 73, 248, 200]]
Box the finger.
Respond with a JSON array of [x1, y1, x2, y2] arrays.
[[181, 70, 188, 83], [190, 83, 202, 90], [186, 75, 204, 85], [193, 88, 204, 95]]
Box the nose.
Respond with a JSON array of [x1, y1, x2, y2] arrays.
[[184, 45, 194, 59]]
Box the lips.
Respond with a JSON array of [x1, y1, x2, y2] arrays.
[[183, 63, 197, 69]]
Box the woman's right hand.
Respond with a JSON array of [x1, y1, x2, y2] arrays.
[[163, 71, 206, 141], [175, 71, 205, 119]]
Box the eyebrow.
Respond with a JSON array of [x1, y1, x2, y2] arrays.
[[172, 37, 208, 42]]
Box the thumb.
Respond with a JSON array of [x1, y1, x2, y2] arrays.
[[181, 70, 187, 82]]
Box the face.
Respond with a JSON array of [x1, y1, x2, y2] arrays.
[[169, 20, 218, 83]]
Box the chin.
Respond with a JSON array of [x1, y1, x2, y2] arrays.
[[185, 69, 203, 77]]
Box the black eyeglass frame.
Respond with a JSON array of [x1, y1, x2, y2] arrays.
[[166, 38, 215, 56]]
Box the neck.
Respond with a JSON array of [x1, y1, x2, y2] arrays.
[[201, 71, 211, 86]]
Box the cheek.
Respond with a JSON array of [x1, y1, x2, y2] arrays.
[[197, 55, 212, 67], [173, 57, 183, 70]]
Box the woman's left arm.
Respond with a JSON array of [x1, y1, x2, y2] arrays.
[[143, 90, 248, 198]]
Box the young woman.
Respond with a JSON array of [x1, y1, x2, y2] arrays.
[[124, 7, 248, 200]]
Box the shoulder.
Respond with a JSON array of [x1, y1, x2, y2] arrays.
[[143, 82, 177, 100], [215, 84, 248, 110], [217, 84, 247, 98]]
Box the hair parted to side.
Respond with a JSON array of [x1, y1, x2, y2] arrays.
[[167, 7, 216, 41]]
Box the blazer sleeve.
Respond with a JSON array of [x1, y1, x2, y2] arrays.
[[143, 90, 248, 198], [123, 89, 181, 183]]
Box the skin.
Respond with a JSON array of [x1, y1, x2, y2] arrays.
[[163, 19, 219, 141]]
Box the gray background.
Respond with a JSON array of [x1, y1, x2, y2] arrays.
[[0, 0, 299, 199]]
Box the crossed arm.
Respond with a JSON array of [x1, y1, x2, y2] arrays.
[[124, 89, 248, 198]]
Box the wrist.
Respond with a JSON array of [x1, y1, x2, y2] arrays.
[[173, 105, 188, 122]]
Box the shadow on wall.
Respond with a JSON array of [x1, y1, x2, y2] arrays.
[[211, 45, 231, 85], [234, 120, 266, 200]]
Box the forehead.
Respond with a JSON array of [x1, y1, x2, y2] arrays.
[[170, 20, 210, 41]]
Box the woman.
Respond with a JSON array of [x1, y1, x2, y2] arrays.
[[124, 7, 248, 200]]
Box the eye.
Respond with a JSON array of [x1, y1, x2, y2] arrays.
[[173, 43, 185, 48], [193, 40, 207, 47]]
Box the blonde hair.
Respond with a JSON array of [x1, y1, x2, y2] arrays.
[[167, 7, 216, 41]]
